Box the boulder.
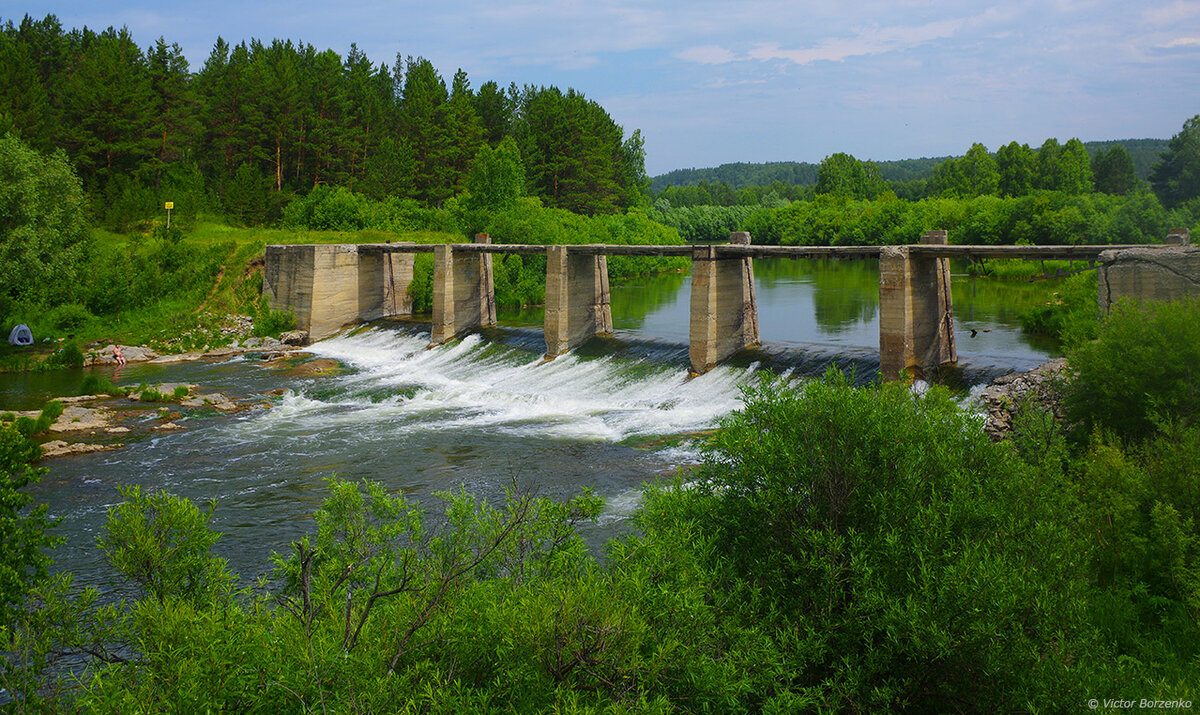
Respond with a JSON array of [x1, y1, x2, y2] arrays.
[[978, 358, 1070, 441], [279, 330, 309, 346], [40, 440, 123, 459], [87, 344, 159, 365]]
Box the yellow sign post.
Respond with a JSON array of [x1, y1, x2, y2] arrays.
[[164, 201, 174, 229]]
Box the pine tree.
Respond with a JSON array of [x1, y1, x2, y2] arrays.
[[146, 37, 199, 188], [1150, 115, 1200, 209], [399, 57, 450, 203], [59, 27, 155, 190], [1092, 145, 1138, 195]]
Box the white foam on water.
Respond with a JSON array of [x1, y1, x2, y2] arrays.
[[250, 328, 754, 445]]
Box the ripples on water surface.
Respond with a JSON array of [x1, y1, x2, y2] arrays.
[[33, 328, 766, 588], [28, 257, 1062, 590]]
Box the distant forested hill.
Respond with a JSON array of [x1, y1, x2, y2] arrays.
[[651, 139, 1168, 192], [652, 162, 819, 193], [1083, 139, 1170, 179]]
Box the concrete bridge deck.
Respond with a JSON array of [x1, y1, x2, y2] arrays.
[[264, 229, 1196, 381], [357, 242, 1148, 260]]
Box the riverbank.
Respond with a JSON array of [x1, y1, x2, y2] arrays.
[[10, 341, 344, 460]]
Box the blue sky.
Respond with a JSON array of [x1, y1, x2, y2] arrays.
[[9, 0, 1200, 175]]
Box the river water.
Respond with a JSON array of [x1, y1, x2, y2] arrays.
[[15, 259, 1061, 589]]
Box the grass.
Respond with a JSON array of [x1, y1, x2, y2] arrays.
[[962, 257, 1098, 281], [2, 217, 460, 366]]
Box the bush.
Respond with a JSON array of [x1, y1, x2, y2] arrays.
[[1066, 298, 1200, 440], [79, 374, 127, 397], [1019, 271, 1099, 347], [673, 371, 1094, 709], [251, 297, 295, 337], [98, 485, 234, 606], [44, 342, 83, 369], [0, 421, 55, 628], [44, 303, 94, 333]]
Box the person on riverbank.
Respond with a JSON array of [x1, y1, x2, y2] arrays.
[[113, 344, 126, 366]]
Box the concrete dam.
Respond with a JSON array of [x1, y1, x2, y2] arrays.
[[263, 230, 1197, 381]]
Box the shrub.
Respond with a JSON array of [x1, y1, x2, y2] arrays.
[[251, 297, 295, 337], [44, 303, 94, 333], [0, 422, 55, 628], [1065, 298, 1200, 440], [79, 374, 127, 397], [675, 371, 1094, 709], [98, 485, 234, 606], [44, 342, 84, 369], [1019, 271, 1099, 347]]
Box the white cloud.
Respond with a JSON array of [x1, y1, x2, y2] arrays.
[[675, 45, 738, 64], [1157, 36, 1200, 47], [1143, 0, 1200, 25], [746, 17, 968, 65]]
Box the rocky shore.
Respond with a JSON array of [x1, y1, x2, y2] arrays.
[[18, 331, 327, 460], [84, 332, 307, 367], [976, 358, 1071, 441]]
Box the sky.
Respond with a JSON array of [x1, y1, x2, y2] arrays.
[[9, 0, 1200, 176]]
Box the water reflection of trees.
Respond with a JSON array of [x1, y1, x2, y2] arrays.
[[609, 271, 689, 331], [755, 258, 880, 334]]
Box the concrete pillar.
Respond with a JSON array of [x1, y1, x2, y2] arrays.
[[430, 234, 497, 345], [357, 247, 415, 321], [878, 230, 957, 381], [1098, 245, 1200, 312], [688, 232, 760, 375], [544, 245, 613, 358], [263, 244, 366, 342], [383, 251, 416, 317]]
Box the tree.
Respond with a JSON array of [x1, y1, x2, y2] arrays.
[[222, 161, 268, 225], [514, 86, 639, 214], [0, 423, 54, 629], [929, 143, 999, 197], [0, 133, 90, 306], [1058, 138, 1095, 194], [1150, 114, 1200, 209], [815, 152, 886, 199], [1035, 138, 1062, 191], [463, 135, 524, 233], [441, 69, 485, 197], [399, 56, 451, 203], [1036, 137, 1093, 194], [145, 37, 198, 189], [58, 27, 155, 190], [997, 141, 1035, 197], [1092, 144, 1138, 195], [464, 135, 524, 212], [474, 80, 513, 145]]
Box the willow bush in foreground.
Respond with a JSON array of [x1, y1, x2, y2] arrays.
[[15, 359, 1200, 710], [657, 371, 1098, 711]]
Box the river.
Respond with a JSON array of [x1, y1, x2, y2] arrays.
[[14, 258, 1061, 590]]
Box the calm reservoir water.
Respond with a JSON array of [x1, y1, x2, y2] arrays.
[[15, 259, 1061, 589]]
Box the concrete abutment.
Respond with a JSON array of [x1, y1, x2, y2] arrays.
[[1098, 230, 1199, 312], [878, 231, 957, 381], [688, 232, 760, 376], [264, 244, 415, 342], [543, 245, 613, 359], [430, 234, 497, 346]]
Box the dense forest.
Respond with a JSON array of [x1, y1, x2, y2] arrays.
[[0, 14, 649, 230], [648, 130, 1200, 247], [650, 139, 1169, 196]]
